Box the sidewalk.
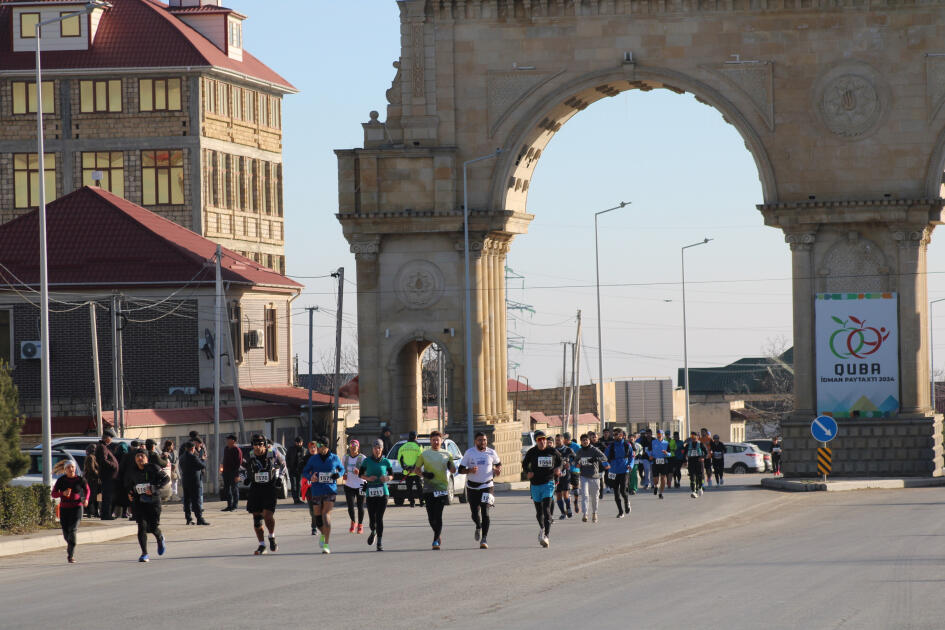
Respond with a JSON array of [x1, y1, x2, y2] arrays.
[[761, 476, 945, 492], [0, 518, 137, 558]]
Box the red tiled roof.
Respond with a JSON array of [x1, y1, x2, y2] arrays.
[[0, 0, 295, 91], [240, 385, 357, 408], [0, 186, 302, 289], [508, 378, 534, 392], [21, 415, 100, 435], [100, 403, 299, 427]]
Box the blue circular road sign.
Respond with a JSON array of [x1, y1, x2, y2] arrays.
[[811, 415, 838, 443]]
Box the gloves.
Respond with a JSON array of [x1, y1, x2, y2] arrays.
[[331, 473, 340, 480], [422, 472, 435, 480]]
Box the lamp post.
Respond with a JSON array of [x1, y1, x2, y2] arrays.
[[930, 297, 945, 413], [462, 149, 501, 451], [35, 1, 112, 487], [681, 238, 712, 439], [594, 201, 630, 433]]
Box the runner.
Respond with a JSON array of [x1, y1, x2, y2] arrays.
[[521, 430, 562, 547], [554, 434, 575, 519], [359, 439, 394, 551], [589, 430, 607, 501], [669, 431, 684, 488], [683, 431, 707, 498], [647, 429, 672, 499], [341, 439, 366, 534], [125, 450, 170, 562], [301, 435, 345, 554], [459, 432, 502, 549], [700, 428, 714, 488], [398, 431, 424, 508], [629, 431, 644, 495], [605, 428, 634, 518], [710, 435, 727, 486], [244, 434, 285, 555], [771, 436, 783, 476], [575, 433, 608, 523], [412, 430, 456, 550], [50, 459, 89, 563], [565, 432, 582, 514], [301, 440, 318, 534]]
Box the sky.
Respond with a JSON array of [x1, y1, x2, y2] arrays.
[[227, 0, 945, 389]]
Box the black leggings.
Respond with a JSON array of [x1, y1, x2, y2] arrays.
[[367, 495, 387, 538], [613, 473, 630, 514], [534, 497, 553, 535], [772, 453, 782, 474], [60, 506, 81, 558], [688, 459, 704, 491], [672, 460, 683, 486], [424, 493, 447, 540], [404, 475, 423, 505], [135, 504, 162, 554], [713, 458, 724, 484], [466, 487, 493, 537], [344, 486, 364, 524]]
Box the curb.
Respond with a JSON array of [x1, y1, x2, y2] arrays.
[[761, 476, 945, 492], [0, 522, 138, 558], [493, 481, 530, 492]]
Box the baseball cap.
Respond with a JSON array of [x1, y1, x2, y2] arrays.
[[534, 430, 546, 439]]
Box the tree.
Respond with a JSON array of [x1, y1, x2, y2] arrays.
[[0, 363, 28, 486], [742, 336, 794, 437]]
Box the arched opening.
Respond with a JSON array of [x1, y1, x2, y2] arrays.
[[388, 337, 452, 438]]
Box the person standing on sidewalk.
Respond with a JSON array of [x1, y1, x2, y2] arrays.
[[575, 433, 608, 523], [398, 431, 424, 508], [771, 436, 783, 476], [413, 431, 456, 551], [94, 429, 119, 520], [83, 444, 101, 519], [125, 450, 170, 562], [287, 436, 306, 505], [221, 435, 242, 512], [162, 441, 178, 500], [51, 460, 90, 563], [342, 439, 366, 534], [179, 442, 209, 526]]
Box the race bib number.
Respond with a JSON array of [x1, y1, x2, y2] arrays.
[[367, 486, 385, 498], [317, 472, 334, 484], [580, 457, 590, 466], [773, 447, 782, 453], [481, 492, 495, 506], [713, 453, 723, 459], [537, 456, 553, 468], [254, 472, 270, 483], [396, 484, 407, 490], [135, 483, 150, 495], [607, 472, 616, 480], [689, 449, 700, 457], [433, 490, 449, 498], [655, 458, 666, 465]]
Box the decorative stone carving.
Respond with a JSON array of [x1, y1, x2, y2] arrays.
[[386, 61, 402, 106], [412, 23, 425, 98], [811, 63, 888, 141], [819, 233, 887, 293], [487, 70, 564, 137], [702, 62, 774, 131], [350, 235, 381, 259], [785, 232, 816, 251], [893, 227, 932, 249], [395, 260, 445, 309]]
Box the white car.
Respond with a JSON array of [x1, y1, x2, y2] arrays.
[[386, 437, 467, 505], [10, 447, 82, 487], [723, 442, 767, 473]]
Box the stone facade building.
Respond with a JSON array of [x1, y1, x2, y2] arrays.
[[0, 0, 295, 272]]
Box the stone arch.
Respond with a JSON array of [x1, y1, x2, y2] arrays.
[[489, 65, 778, 213], [818, 232, 889, 294], [384, 330, 454, 437]]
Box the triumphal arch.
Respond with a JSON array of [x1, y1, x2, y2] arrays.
[[337, 0, 945, 478]]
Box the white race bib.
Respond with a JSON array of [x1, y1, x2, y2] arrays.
[[367, 486, 385, 498], [135, 483, 150, 495], [433, 490, 449, 498], [317, 472, 334, 484], [396, 484, 407, 490], [655, 458, 666, 465], [480, 492, 495, 505], [537, 456, 553, 468], [254, 472, 270, 483], [713, 453, 723, 459], [607, 472, 616, 480], [773, 447, 782, 453], [580, 457, 590, 466]]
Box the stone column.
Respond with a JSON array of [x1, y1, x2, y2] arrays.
[[472, 239, 487, 420], [496, 242, 509, 419], [786, 231, 817, 417], [484, 243, 496, 419], [893, 227, 932, 414], [351, 236, 381, 425]]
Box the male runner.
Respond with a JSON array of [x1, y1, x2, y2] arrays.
[[125, 450, 170, 562], [459, 432, 502, 549], [575, 433, 608, 523], [683, 431, 707, 498], [564, 432, 582, 514], [244, 434, 285, 555], [700, 428, 714, 487], [413, 431, 455, 550], [522, 430, 562, 547], [710, 435, 727, 486], [669, 431, 684, 488], [648, 429, 672, 499], [606, 428, 634, 518], [553, 434, 576, 519], [301, 435, 345, 554]]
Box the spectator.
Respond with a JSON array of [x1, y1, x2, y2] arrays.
[[145, 439, 168, 468], [162, 440, 178, 499], [221, 434, 243, 512], [379, 426, 393, 454], [94, 429, 119, 519], [286, 436, 306, 505], [179, 442, 209, 525], [83, 443, 101, 519]]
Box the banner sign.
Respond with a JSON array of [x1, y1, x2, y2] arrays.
[[815, 292, 898, 418]]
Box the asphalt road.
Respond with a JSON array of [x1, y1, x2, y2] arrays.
[[3, 475, 944, 629]]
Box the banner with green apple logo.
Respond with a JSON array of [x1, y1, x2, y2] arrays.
[[816, 292, 898, 419]]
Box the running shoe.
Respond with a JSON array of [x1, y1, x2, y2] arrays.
[[480, 537, 488, 550], [538, 528, 545, 545], [616, 512, 624, 519], [157, 536, 166, 556], [376, 541, 383, 551], [582, 513, 588, 523], [558, 513, 566, 521], [592, 513, 598, 523], [432, 539, 441, 551], [659, 493, 664, 499], [699, 488, 704, 496], [690, 491, 697, 498], [567, 511, 573, 518], [319, 534, 326, 549], [269, 537, 278, 552], [321, 545, 331, 554], [254, 544, 267, 555], [67, 557, 76, 564], [349, 522, 356, 533], [720, 479, 724, 486], [474, 527, 481, 541], [367, 529, 376, 546], [540, 535, 549, 548], [138, 554, 150, 563], [653, 486, 658, 496], [357, 524, 364, 534]]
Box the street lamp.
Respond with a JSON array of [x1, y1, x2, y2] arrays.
[[462, 149, 501, 451], [35, 0, 112, 488], [681, 238, 712, 439], [594, 201, 630, 433], [930, 297, 945, 413]]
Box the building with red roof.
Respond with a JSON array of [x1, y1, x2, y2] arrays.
[[0, 0, 296, 272]]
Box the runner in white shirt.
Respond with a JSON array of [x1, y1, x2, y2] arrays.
[[458, 432, 502, 550]]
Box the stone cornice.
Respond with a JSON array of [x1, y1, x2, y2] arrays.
[[759, 198, 945, 229]]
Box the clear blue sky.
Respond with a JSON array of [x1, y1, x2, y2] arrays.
[[228, 0, 945, 388]]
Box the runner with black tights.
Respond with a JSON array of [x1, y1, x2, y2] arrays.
[[522, 430, 562, 548]]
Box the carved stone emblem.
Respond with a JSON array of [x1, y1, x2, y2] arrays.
[[395, 260, 444, 309], [818, 74, 881, 138]]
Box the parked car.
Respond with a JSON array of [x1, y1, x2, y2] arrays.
[[386, 437, 467, 505], [229, 443, 290, 500], [32, 436, 138, 452], [521, 431, 537, 459], [723, 442, 767, 473], [747, 439, 774, 472], [9, 447, 82, 487]]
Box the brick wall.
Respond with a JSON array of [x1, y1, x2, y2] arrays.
[[511, 384, 600, 417]]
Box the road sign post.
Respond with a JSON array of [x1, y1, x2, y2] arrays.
[[811, 415, 837, 482]]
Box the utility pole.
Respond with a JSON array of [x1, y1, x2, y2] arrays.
[[562, 342, 570, 428], [89, 302, 102, 438], [111, 295, 119, 435], [224, 297, 246, 443], [305, 306, 318, 443], [573, 310, 582, 438], [212, 245, 222, 496], [330, 268, 345, 451]]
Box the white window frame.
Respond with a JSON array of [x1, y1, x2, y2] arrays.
[[0, 307, 14, 369]]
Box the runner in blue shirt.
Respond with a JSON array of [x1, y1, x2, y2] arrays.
[[606, 428, 634, 518], [647, 429, 672, 499], [300, 435, 345, 554]]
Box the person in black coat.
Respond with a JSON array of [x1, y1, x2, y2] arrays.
[[179, 442, 209, 526], [286, 436, 306, 504], [115, 441, 143, 519], [94, 429, 120, 519]]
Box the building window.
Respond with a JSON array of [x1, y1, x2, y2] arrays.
[[139, 78, 181, 112], [228, 20, 242, 49], [19, 12, 39, 38], [245, 89, 255, 123], [60, 12, 80, 37], [236, 156, 245, 210], [14, 153, 56, 209], [250, 160, 259, 212], [228, 302, 242, 364], [271, 98, 281, 129], [12, 81, 54, 115], [82, 152, 124, 197], [275, 164, 283, 217], [224, 154, 233, 209], [217, 81, 229, 117], [204, 78, 216, 113], [263, 162, 272, 215], [264, 305, 278, 363], [0, 309, 11, 366], [208, 150, 219, 207], [142, 150, 184, 205], [259, 93, 269, 127], [79, 79, 121, 113], [231, 86, 242, 120]]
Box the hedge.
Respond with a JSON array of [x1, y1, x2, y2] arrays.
[[0, 485, 53, 534]]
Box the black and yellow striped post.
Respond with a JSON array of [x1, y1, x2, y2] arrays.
[[817, 444, 832, 481]]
